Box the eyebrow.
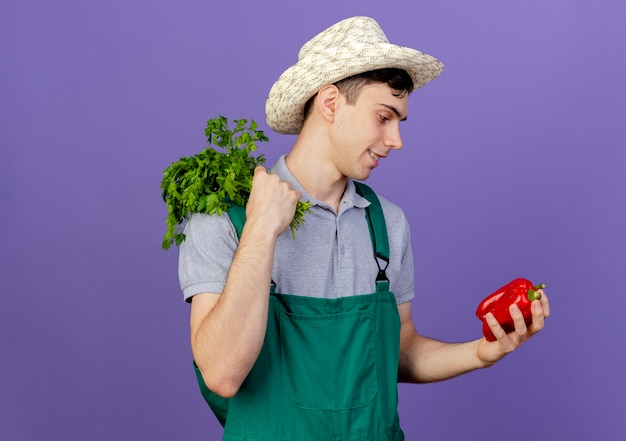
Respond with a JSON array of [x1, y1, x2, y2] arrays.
[[380, 103, 408, 121]]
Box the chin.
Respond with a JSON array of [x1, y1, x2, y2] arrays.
[[343, 164, 373, 181], [353, 170, 373, 181]]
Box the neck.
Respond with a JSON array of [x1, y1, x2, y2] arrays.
[[285, 130, 347, 213]]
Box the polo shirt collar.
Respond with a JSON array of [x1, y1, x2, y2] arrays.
[[269, 155, 371, 212]]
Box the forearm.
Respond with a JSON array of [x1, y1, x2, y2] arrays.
[[396, 289, 551, 384], [191, 225, 276, 397], [190, 166, 302, 397], [398, 333, 491, 383]]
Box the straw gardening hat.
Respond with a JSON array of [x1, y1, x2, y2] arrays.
[[265, 16, 444, 134]]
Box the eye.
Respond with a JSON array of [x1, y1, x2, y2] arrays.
[[379, 114, 390, 123]]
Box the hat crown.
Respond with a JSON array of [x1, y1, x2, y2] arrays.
[[298, 16, 389, 61], [267, 16, 444, 134]]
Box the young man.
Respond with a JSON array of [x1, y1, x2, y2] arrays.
[[179, 16, 550, 440]]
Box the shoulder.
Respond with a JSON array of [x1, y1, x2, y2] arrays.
[[353, 182, 407, 225], [181, 211, 239, 253], [375, 193, 410, 233], [178, 212, 240, 301]]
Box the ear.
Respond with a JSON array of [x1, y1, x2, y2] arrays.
[[316, 84, 340, 124]]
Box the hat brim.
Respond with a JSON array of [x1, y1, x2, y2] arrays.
[[266, 42, 444, 134]]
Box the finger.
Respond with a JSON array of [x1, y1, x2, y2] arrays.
[[251, 166, 269, 186], [485, 312, 503, 338], [291, 187, 303, 202], [538, 291, 551, 317], [528, 300, 545, 335], [509, 304, 528, 340], [485, 313, 515, 352], [253, 166, 269, 181]]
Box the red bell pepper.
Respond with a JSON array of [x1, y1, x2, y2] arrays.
[[476, 278, 545, 341]]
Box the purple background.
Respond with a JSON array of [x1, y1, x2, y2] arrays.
[[2, 0, 625, 439]]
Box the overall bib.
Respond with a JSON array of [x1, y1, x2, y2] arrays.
[[194, 183, 404, 440]]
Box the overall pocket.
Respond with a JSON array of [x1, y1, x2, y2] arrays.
[[279, 309, 378, 411]]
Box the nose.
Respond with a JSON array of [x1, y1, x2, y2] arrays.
[[385, 124, 403, 150]]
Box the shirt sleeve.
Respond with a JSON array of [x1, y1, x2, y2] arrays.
[[395, 216, 415, 305], [379, 198, 415, 305], [177, 212, 239, 302]]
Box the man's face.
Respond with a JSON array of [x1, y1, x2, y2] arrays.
[[330, 82, 408, 181]]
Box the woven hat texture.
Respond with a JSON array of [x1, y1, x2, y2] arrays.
[[265, 16, 444, 134]]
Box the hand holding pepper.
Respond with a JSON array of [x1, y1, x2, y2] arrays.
[[476, 278, 546, 342]]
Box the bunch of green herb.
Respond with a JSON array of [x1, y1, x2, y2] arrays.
[[161, 116, 311, 250]]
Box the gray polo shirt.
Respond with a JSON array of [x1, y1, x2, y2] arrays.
[[178, 155, 415, 304]]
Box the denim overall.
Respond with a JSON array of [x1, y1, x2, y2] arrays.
[[194, 183, 404, 440]]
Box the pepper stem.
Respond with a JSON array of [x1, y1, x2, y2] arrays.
[[528, 283, 546, 301]]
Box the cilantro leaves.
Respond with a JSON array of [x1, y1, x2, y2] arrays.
[[160, 116, 311, 250]]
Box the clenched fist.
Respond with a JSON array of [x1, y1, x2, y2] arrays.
[[245, 166, 302, 238]]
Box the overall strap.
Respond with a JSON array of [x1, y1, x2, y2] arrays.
[[227, 203, 246, 239], [353, 182, 390, 292]]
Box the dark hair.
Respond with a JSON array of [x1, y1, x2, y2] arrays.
[[303, 68, 414, 119]]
